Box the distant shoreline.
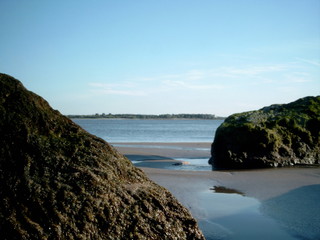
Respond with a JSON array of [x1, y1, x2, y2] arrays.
[[68, 113, 226, 120]]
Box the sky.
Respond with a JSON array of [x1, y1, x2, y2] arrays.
[[1, 0, 319, 117]]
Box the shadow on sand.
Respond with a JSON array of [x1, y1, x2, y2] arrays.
[[261, 184, 320, 240]]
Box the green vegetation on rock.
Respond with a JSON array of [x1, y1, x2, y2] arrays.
[[0, 73, 204, 240], [210, 96, 320, 169]]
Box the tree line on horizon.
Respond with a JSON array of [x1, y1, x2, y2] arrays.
[[67, 113, 225, 120]]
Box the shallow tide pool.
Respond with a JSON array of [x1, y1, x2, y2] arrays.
[[198, 188, 297, 240]]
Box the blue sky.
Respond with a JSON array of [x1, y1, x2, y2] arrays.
[[1, 0, 319, 116]]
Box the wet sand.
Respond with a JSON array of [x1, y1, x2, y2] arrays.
[[113, 142, 320, 240], [113, 142, 211, 158]]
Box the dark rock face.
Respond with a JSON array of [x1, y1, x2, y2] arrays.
[[210, 96, 320, 169], [0, 74, 204, 240]]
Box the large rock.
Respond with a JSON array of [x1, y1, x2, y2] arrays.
[[210, 96, 320, 169], [0, 73, 204, 240]]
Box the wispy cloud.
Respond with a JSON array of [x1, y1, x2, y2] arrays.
[[89, 82, 135, 88], [284, 72, 312, 83], [217, 64, 289, 77], [141, 64, 294, 92], [87, 61, 315, 97], [89, 82, 146, 96], [95, 89, 147, 96], [162, 79, 225, 90], [185, 70, 206, 80], [296, 57, 320, 67]]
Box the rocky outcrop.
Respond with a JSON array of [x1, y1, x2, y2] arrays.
[[210, 96, 320, 169], [0, 73, 204, 240]]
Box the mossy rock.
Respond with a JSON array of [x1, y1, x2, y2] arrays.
[[0, 73, 204, 240], [210, 96, 320, 169]]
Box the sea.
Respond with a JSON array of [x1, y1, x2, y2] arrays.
[[72, 118, 223, 143], [73, 118, 220, 171]]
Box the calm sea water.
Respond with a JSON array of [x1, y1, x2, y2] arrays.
[[72, 119, 224, 143]]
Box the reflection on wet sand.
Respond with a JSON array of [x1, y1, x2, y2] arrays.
[[211, 186, 245, 196]]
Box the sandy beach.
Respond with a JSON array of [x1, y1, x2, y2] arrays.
[[113, 142, 320, 240]]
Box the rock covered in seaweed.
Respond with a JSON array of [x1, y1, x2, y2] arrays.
[[210, 96, 320, 169], [0, 73, 204, 240]]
